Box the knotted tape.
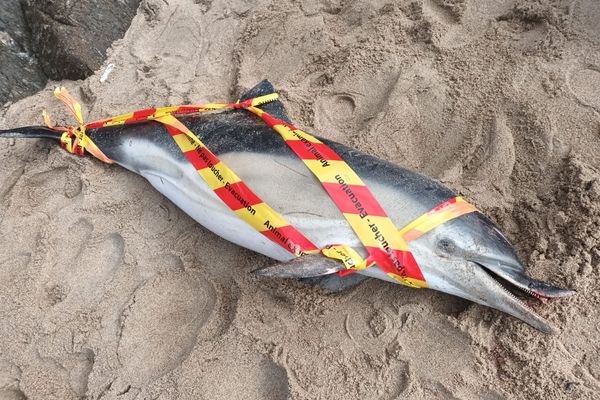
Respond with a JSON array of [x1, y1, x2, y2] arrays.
[[43, 88, 113, 164]]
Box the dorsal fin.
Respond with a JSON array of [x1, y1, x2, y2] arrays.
[[238, 80, 292, 124]]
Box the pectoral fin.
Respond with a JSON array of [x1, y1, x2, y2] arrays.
[[253, 254, 345, 278]]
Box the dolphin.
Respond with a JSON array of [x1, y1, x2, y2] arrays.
[[0, 80, 574, 333]]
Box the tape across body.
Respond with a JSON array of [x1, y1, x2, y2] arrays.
[[46, 88, 478, 288]]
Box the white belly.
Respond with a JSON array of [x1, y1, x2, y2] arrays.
[[120, 138, 418, 282]]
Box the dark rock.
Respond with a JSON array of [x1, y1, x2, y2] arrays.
[[1, 0, 29, 45], [0, 0, 47, 104], [21, 0, 141, 80]]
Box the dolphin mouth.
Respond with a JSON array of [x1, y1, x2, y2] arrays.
[[473, 262, 562, 334], [474, 258, 577, 301], [478, 264, 548, 304]]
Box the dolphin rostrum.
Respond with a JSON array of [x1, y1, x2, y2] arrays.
[[0, 80, 574, 333]]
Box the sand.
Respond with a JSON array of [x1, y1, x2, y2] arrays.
[[0, 0, 599, 398]]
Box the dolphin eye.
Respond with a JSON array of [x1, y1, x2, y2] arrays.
[[437, 238, 457, 255]]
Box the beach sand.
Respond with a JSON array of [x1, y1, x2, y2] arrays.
[[0, 0, 599, 398]]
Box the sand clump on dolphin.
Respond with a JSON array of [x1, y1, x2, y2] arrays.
[[0, 80, 574, 334]]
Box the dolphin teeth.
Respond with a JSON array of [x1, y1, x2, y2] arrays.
[[478, 260, 577, 300], [252, 254, 345, 278], [476, 263, 557, 334]]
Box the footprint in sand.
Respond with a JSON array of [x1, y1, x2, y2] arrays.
[[312, 65, 400, 144], [67, 349, 95, 397], [417, 0, 472, 48], [0, 253, 32, 309], [319, 94, 356, 126], [25, 167, 81, 199], [394, 315, 475, 383], [502, 103, 556, 185], [417, 0, 514, 49], [12, 166, 82, 215], [345, 306, 399, 352], [463, 113, 516, 191], [237, 12, 329, 88], [284, 344, 409, 400], [37, 218, 124, 309], [568, 66, 600, 111], [0, 360, 26, 400], [349, 61, 457, 174], [572, 0, 600, 44], [193, 353, 289, 400], [116, 263, 216, 386], [0, 166, 24, 207], [65, 233, 125, 307], [132, 198, 178, 238]]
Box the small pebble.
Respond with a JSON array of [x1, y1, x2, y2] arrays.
[[564, 382, 576, 394]]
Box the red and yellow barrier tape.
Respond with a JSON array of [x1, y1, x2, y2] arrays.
[[155, 113, 319, 257], [46, 88, 318, 257], [44, 87, 479, 288], [244, 106, 427, 287], [399, 196, 478, 242], [333, 196, 478, 278]]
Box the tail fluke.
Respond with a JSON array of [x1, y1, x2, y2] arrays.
[[0, 126, 62, 140]]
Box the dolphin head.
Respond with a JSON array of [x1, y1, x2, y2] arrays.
[[409, 211, 574, 334]]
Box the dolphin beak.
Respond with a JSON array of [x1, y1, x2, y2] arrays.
[[474, 259, 576, 300], [457, 261, 559, 334]]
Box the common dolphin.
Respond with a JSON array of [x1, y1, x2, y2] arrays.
[[0, 80, 574, 333]]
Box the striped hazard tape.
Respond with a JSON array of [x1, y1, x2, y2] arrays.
[[45, 87, 479, 289], [326, 196, 478, 280], [155, 114, 320, 257], [47, 89, 319, 257], [244, 105, 427, 288], [398, 196, 478, 242]]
